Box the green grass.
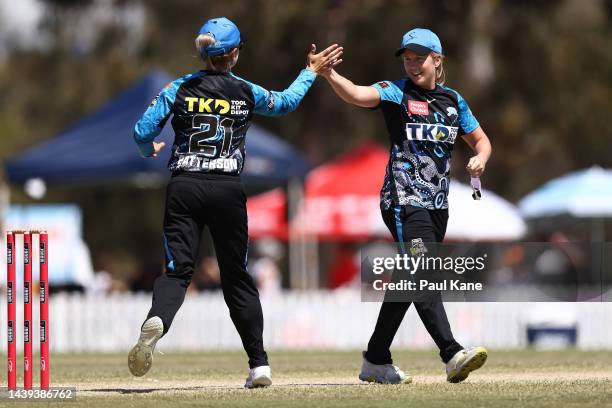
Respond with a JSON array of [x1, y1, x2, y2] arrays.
[[2, 350, 612, 407]]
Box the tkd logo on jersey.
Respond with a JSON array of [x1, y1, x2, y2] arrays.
[[186, 97, 231, 114], [405, 123, 458, 144]]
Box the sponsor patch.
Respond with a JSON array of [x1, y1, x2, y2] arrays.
[[231, 100, 250, 115], [377, 81, 390, 89], [185, 97, 230, 114], [408, 100, 429, 115], [405, 123, 459, 144]]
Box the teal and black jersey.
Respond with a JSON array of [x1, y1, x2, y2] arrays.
[[134, 69, 316, 175], [372, 78, 479, 210]]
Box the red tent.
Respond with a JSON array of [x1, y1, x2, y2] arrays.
[[247, 188, 288, 240], [297, 143, 388, 240], [248, 143, 389, 240]]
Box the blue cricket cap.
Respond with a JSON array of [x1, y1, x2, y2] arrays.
[[395, 28, 442, 56], [198, 17, 243, 57]]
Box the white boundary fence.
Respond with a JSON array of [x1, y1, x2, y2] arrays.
[[0, 290, 610, 352]]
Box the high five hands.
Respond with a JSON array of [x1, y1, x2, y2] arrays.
[[307, 44, 343, 75]]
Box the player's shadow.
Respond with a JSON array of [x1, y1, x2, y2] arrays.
[[84, 386, 237, 394], [84, 383, 368, 394]]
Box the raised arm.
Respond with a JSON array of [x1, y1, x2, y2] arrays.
[[238, 44, 343, 117], [243, 70, 316, 117], [321, 69, 381, 108]]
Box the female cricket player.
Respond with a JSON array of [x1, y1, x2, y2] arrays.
[[128, 17, 342, 388], [321, 28, 492, 384]]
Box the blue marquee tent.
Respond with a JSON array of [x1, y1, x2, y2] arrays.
[[4, 70, 309, 186]]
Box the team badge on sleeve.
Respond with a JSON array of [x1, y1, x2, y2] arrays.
[[266, 94, 275, 111], [149, 82, 173, 107]]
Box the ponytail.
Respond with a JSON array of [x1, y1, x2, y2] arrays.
[[195, 33, 216, 52], [195, 33, 236, 72]]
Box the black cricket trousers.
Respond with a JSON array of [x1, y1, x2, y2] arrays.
[[365, 205, 463, 364], [146, 173, 268, 368]]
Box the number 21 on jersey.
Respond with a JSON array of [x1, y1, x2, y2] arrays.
[[189, 114, 234, 158]]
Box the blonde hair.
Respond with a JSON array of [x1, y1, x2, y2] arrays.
[[195, 33, 237, 72], [432, 52, 446, 85]]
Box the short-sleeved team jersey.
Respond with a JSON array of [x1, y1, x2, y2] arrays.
[[372, 78, 479, 210], [134, 69, 316, 175]]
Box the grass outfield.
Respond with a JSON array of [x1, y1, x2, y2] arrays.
[[2, 350, 611, 407]]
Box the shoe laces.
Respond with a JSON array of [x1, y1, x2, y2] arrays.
[[451, 349, 468, 368], [385, 364, 402, 375]]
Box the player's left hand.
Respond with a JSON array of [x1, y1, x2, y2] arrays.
[[307, 44, 343, 75], [150, 142, 166, 158], [466, 155, 486, 177]]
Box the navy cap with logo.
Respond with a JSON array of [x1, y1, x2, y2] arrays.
[[395, 28, 443, 57], [198, 17, 244, 57]]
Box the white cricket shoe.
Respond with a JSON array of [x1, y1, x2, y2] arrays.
[[359, 353, 412, 384], [128, 316, 164, 377], [446, 346, 488, 383], [245, 365, 272, 388]]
